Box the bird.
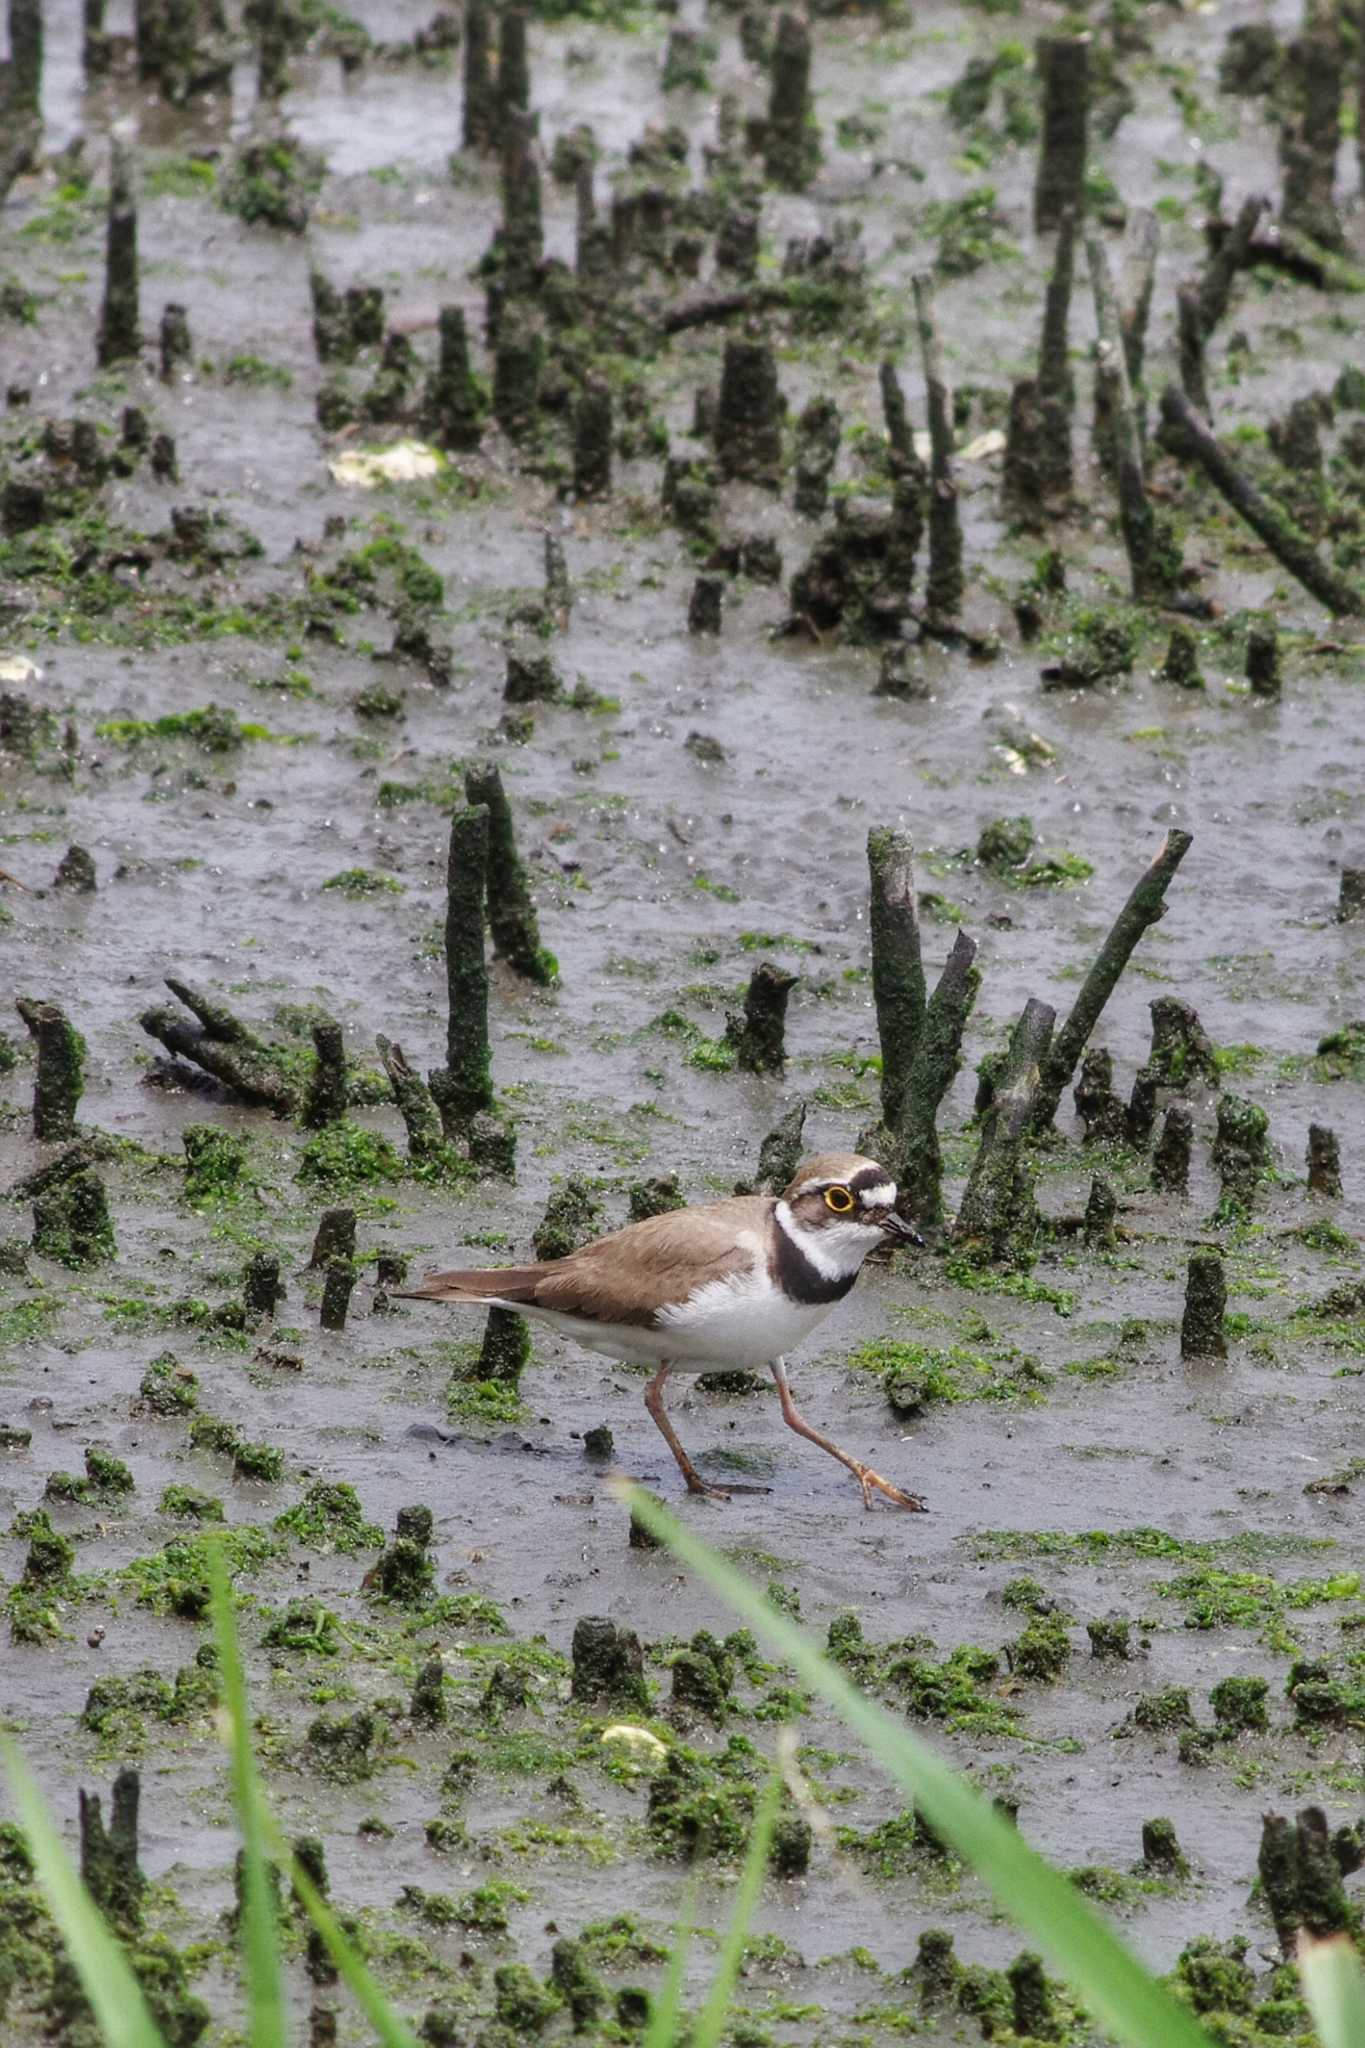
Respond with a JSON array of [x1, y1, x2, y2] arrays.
[[398, 1152, 928, 1511]]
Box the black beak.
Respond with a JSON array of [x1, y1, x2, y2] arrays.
[[878, 1210, 925, 1247]]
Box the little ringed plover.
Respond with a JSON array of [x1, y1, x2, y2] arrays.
[[400, 1152, 927, 1511]]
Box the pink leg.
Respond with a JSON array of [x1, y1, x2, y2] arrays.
[[770, 1359, 928, 1512], [643, 1364, 769, 1499]]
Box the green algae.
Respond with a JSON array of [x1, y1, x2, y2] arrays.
[[274, 1481, 383, 1555]]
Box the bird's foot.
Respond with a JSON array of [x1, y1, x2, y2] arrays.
[[683, 1473, 772, 1500], [854, 1465, 928, 1512]]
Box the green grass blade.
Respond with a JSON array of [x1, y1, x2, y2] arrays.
[[271, 1840, 423, 2048], [643, 1876, 700, 2048], [692, 1770, 782, 2048], [623, 1485, 1217, 2048], [0, 1736, 166, 2048], [206, 1541, 286, 2048], [1299, 1934, 1365, 2047]]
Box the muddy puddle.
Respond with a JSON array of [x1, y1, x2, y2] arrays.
[[1, 0, 1363, 2040]]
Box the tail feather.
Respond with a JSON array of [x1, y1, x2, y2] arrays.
[[394, 1264, 549, 1305]]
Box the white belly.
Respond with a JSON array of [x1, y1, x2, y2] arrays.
[[482, 1275, 840, 1372]]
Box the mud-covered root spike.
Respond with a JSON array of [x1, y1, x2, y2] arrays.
[[6, 0, 42, 114], [500, 106, 543, 297], [79, 1768, 146, 1935], [688, 575, 723, 635], [422, 307, 486, 453], [911, 274, 963, 624], [1258, 1807, 1355, 1959], [953, 996, 1055, 1264], [463, 761, 558, 985], [1246, 622, 1281, 696], [1035, 203, 1077, 468], [892, 929, 980, 1229], [1181, 1248, 1226, 1359], [1028, 829, 1194, 1133], [33, 1168, 115, 1267], [376, 1036, 445, 1163], [301, 1018, 347, 1129], [243, 1250, 283, 1321], [1007, 1953, 1055, 2043], [1033, 34, 1089, 232], [1002, 379, 1047, 532], [1151, 1102, 1192, 1194], [715, 329, 784, 488], [1176, 281, 1211, 418], [1083, 1174, 1117, 1248], [479, 1306, 530, 1382], [1086, 239, 1178, 601], [1335, 865, 1365, 923], [16, 997, 86, 1141], [1279, 21, 1345, 252], [725, 962, 799, 1074], [543, 530, 571, 627], [308, 1206, 356, 1270], [1159, 385, 1364, 615], [320, 1259, 355, 1331], [497, 4, 531, 146], [429, 803, 494, 1135], [793, 395, 840, 519], [866, 828, 926, 1133], [764, 12, 821, 192], [98, 137, 140, 367], [572, 380, 613, 500], [462, 0, 495, 152], [753, 1098, 808, 1193], [256, 0, 290, 100], [160, 301, 192, 380], [1211, 1092, 1269, 1220], [1306, 1124, 1342, 1198]]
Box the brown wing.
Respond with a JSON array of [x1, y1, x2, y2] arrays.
[[400, 1195, 775, 1328]]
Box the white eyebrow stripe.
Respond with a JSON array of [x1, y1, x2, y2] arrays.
[[858, 1182, 895, 1207]]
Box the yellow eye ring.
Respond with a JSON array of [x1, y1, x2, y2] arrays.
[[824, 1186, 855, 1214]]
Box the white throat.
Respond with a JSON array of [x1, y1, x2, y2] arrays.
[[774, 1199, 884, 1281]]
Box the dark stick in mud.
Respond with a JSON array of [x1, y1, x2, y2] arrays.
[[911, 274, 963, 623], [1034, 204, 1077, 504], [16, 998, 85, 1142], [1117, 209, 1160, 397], [243, 1251, 283, 1321], [423, 308, 485, 452], [320, 1260, 355, 1332], [301, 1020, 347, 1129], [256, 0, 289, 99], [97, 139, 140, 367], [308, 1207, 356, 1270], [896, 929, 981, 1228], [954, 997, 1055, 1262], [1151, 1103, 1192, 1193], [765, 12, 820, 191], [8, 0, 43, 115], [1029, 828, 1194, 1133], [1196, 193, 1267, 337], [1181, 1249, 1226, 1360], [429, 804, 494, 1134], [725, 963, 799, 1074], [463, 762, 557, 985], [497, 6, 531, 145], [1175, 283, 1211, 417], [376, 1037, 445, 1163], [1159, 385, 1364, 615], [79, 1769, 145, 1932], [1306, 1124, 1342, 1198], [1087, 238, 1170, 599], [867, 829, 926, 1132], [572, 380, 613, 500], [463, 0, 495, 152], [1033, 34, 1088, 232], [543, 530, 571, 627], [140, 981, 297, 1115]]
